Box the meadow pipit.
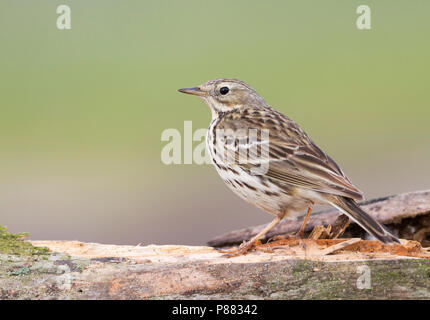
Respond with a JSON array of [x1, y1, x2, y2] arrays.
[[179, 79, 399, 257]]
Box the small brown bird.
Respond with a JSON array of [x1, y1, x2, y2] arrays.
[[179, 79, 399, 256]]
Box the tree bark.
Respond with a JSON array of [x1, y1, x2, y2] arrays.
[[1, 189, 430, 300], [0, 239, 429, 299], [207, 190, 430, 248]]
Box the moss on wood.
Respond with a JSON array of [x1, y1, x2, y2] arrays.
[[0, 226, 49, 256], [1, 232, 429, 299]]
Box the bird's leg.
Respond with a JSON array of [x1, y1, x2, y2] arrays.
[[296, 205, 313, 238], [220, 213, 285, 258], [291, 205, 313, 255]]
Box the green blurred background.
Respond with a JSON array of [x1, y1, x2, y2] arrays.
[[0, 1, 429, 245]]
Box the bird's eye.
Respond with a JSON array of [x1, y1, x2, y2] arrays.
[[219, 87, 229, 95]]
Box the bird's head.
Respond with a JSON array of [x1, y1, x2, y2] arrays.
[[178, 78, 266, 117]]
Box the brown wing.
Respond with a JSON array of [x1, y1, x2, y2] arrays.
[[265, 136, 364, 200], [215, 108, 364, 201]]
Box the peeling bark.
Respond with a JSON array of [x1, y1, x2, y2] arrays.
[[207, 190, 430, 248], [1, 190, 430, 300], [0, 239, 429, 299]]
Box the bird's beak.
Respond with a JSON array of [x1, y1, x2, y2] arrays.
[[178, 87, 206, 97]]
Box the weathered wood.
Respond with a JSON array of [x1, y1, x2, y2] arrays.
[[318, 238, 361, 255], [207, 190, 430, 248], [1, 190, 430, 300], [1, 239, 430, 300]]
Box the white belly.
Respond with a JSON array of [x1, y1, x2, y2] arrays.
[[206, 118, 319, 219]]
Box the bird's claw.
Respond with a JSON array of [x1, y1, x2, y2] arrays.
[[218, 240, 257, 258]]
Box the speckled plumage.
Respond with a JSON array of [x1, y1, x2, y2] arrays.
[[179, 79, 399, 255]]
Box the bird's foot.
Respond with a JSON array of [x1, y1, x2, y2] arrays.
[[218, 240, 258, 258], [290, 233, 306, 251], [295, 229, 305, 239], [268, 233, 304, 242], [267, 233, 307, 250], [267, 234, 289, 242]]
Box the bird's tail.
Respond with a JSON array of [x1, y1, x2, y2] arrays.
[[329, 196, 400, 244]]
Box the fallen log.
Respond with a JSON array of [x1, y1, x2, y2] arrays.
[[207, 190, 430, 248], [0, 239, 430, 299], [1, 190, 430, 300]]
